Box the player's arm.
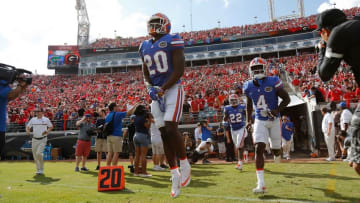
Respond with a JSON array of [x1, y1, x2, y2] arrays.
[[316, 27, 345, 82], [26, 119, 32, 135], [161, 49, 184, 91], [76, 117, 85, 127], [223, 109, 229, 123], [141, 57, 153, 88], [245, 96, 253, 127], [126, 103, 139, 116], [225, 128, 231, 143], [272, 88, 290, 116]]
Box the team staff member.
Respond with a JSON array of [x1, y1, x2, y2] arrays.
[[95, 109, 107, 170], [0, 79, 29, 158], [75, 114, 95, 172], [106, 102, 138, 166], [321, 107, 336, 161], [314, 8, 360, 174], [281, 116, 294, 160], [26, 108, 53, 175]]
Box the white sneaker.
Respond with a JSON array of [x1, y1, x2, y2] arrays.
[[326, 157, 335, 161], [139, 173, 152, 178], [180, 163, 191, 187], [171, 172, 181, 198], [153, 166, 165, 171], [235, 164, 242, 170], [274, 156, 281, 163], [253, 185, 267, 194]]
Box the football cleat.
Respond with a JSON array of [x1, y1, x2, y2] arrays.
[[253, 185, 267, 194], [180, 162, 191, 187], [171, 171, 181, 198], [235, 164, 242, 171]]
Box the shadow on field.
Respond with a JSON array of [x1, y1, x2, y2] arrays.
[[264, 169, 358, 181], [258, 195, 312, 202], [80, 171, 98, 177], [311, 187, 360, 203], [26, 174, 60, 185], [99, 188, 135, 195], [125, 176, 168, 188]]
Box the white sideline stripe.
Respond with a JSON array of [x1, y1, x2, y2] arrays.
[[8, 181, 312, 203]]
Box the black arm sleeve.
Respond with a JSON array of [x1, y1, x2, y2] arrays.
[[317, 56, 342, 82]]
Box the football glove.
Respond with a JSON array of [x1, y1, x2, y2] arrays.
[[158, 96, 166, 112], [148, 86, 163, 101]]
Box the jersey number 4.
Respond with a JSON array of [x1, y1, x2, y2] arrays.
[[144, 51, 169, 76], [256, 95, 268, 109]]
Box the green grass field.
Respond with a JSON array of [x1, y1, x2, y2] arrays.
[[0, 160, 359, 203]]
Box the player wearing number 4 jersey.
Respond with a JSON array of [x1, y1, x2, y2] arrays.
[[139, 13, 190, 198], [243, 57, 290, 194], [223, 94, 247, 170]]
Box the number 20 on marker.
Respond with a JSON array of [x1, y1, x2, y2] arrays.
[[98, 166, 125, 191]]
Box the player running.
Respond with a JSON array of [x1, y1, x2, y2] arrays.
[[223, 94, 247, 170], [139, 13, 191, 198], [243, 57, 290, 194]]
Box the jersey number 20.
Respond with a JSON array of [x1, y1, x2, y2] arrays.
[[144, 51, 169, 76]]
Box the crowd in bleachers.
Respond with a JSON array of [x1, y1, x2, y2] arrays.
[[90, 7, 360, 49], [7, 52, 360, 132], [283, 53, 360, 106]]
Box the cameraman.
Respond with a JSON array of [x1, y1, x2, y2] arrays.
[[315, 9, 360, 175], [0, 77, 30, 158]]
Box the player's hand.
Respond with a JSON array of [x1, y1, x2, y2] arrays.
[[148, 87, 160, 100], [269, 109, 279, 118], [246, 123, 252, 133]]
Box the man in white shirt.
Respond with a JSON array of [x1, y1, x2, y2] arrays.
[[150, 121, 166, 171], [339, 102, 352, 159], [194, 123, 202, 147], [321, 107, 336, 161], [26, 108, 53, 175]]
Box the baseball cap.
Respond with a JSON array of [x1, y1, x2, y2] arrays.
[[85, 114, 91, 118], [206, 138, 212, 143], [130, 115, 136, 119], [316, 9, 347, 31], [339, 102, 346, 108]]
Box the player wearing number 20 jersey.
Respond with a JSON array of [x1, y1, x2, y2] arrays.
[[139, 34, 183, 87], [140, 13, 190, 198]]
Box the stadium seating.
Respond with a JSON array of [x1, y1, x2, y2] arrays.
[[89, 7, 360, 49]]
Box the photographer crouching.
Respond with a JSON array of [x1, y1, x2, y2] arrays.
[[314, 9, 360, 175], [0, 63, 32, 159]]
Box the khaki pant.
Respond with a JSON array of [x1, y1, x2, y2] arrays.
[[282, 138, 291, 158], [324, 132, 336, 159], [107, 136, 123, 153], [32, 138, 47, 172]]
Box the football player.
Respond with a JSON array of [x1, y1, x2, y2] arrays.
[[139, 13, 190, 198], [243, 57, 290, 194], [223, 94, 247, 170]]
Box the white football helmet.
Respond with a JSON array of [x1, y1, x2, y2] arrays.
[[249, 57, 267, 80], [229, 94, 239, 106]]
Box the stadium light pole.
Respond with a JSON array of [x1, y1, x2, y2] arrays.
[[182, 25, 186, 32], [190, 0, 193, 32], [217, 20, 221, 28], [332, 3, 336, 8], [254, 16, 258, 23], [114, 30, 117, 38]]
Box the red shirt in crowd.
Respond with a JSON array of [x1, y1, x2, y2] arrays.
[[328, 88, 342, 102]]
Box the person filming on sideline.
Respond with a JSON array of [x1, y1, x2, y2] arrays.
[[26, 108, 53, 175], [314, 8, 360, 175]]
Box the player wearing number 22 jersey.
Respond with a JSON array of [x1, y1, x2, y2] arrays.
[[224, 94, 247, 171], [139, 13, 190, 198], [243, 57, 290, 194]]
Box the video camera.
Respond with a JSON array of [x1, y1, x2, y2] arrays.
[[0, 63, 32, 85]]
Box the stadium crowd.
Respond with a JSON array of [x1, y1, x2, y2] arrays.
[[7, 53, 360, 131], [89, 7, 360, 49]]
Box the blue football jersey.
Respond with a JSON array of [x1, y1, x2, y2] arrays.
[[139, 34, 184, 86], [224, 104, 246, 130], [243, 76, 283, 121]]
